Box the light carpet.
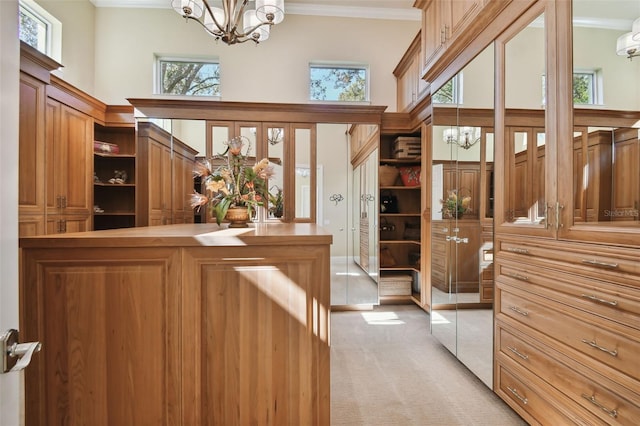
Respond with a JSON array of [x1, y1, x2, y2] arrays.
[[330, 305, 527, 425]]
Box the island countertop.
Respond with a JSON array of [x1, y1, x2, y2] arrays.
[[19, 222, 333, 249]]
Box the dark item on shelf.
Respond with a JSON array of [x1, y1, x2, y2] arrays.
[[94, 141, 120, 154], [408, 251, 421, 267], [380, 191, 399, 213], [380, 247, 397, 267], [379, 164, 399, 186], [393, 136, 421, 159], [380, 218, 396, 232], [399, 166, 421, 187], [403, 222, 420, 241]]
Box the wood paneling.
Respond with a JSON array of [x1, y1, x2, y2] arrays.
[[20, 224, 331, 425]]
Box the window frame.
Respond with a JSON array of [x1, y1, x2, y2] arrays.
[[154, 56, 222, 99], [572, 68, 601, 106], [308, 62, 370, 103], [18, 0, 61, 61], [432, 73, 463, 105]]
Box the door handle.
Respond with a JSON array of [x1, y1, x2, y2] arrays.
[[1, 329, 42, 373]]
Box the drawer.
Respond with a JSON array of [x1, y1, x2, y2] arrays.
[[496, 362, 581, 425], [497, 284, 640, 395], [497, 237, 640, 290], [497, 324, 640, 425], [498, 260, 640, 329]]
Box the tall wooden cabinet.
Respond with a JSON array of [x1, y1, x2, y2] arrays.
[[136, 121, 197, 227], [44, 97, 93, 234]]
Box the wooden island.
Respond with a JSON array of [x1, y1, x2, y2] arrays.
[[20, 223, 331, 425]]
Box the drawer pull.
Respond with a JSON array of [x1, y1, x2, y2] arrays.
[[507, 386, 528, 405], [509, 306, 529, 316], [506, 272, 529, 281], [506, 247, 529, 255], [581, 259, 619, 269], [581, 394, 618, 418], [507, 346, 529, 360], [581, 339, 618, 357], [580, 294, 618, 307]]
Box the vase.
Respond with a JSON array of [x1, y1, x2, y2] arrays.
[[225, 207, 250, 228]]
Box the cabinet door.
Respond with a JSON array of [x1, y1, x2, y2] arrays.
[[45, 99, 92, 217], [422, 0, 445, 71], [19, 73, 46, 217], [148, 140, 173, 225], [448, 0, 482, 40], [611, 130, 639, 221], [59, 104, 93, 215]]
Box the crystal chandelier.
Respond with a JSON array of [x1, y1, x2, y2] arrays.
[[443, 126, 481, 150], [172, 0, 285, 45]]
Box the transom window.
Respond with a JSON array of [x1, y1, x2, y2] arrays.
[[309, 63, 369, 102], [156, 57, 221, 97], [573, 70, 600, 105], [18, 0, 60, 60]]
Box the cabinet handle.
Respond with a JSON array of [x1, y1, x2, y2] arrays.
[[581, 339, 618, 357], [581, 259, 619, 269], [505, 272, 529, 281], [581, 394, 618, 418], [56, 195, 62, 209], [507, 346, 529, 361], [61, 196, 67, 209], [440, 27, 446, 44], [507, 386, 528, 405], [580, 294, 618, 307], [506, 247, 529, 255], [545, 203, 553, 229], [444, 24, 449, 40], [509, 306, 529, 316], [555, 202, 564, 230]]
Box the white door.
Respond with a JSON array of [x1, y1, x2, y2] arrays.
[[1, 1, 22, 424]]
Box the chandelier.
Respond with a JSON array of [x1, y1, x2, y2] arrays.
[[172, 0, 285, 45], [443, 126, 481, 150], [616, 17, 640, 60]]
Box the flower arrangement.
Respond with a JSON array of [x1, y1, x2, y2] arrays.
[[190, 136, 273, 225], [441, 189, 472, 218]]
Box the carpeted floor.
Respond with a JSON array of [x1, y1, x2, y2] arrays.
[[330, 305, 527, 425]]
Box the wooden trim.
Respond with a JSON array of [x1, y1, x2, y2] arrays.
[[19, 41, 61, 83], [47, 75, 107, 121], [127, 98, 387, 124], [393, 31, 421, 78], [103, 105, 135, 128]]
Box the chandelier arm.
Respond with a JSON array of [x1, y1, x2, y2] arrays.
[[229, 0, 251, 35], [183, 14, 223, 38], [202, 0, 225, 34], [235, 21, 273, 39]]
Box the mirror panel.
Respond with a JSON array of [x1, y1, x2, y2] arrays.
[[295, 127, 312, 219], [265, 124, 286, 220], [504, 12, 546, 226], [209, 124, 230, 157], [571, 0, 640, 229]]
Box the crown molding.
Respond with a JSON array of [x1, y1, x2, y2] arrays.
[[90, 0, 421, 21]]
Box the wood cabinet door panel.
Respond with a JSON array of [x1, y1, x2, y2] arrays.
[[182, 246, 330, 425], [19, 74, 46, 213], [60, 105, 92, 213], [22, 249, 182, 426]]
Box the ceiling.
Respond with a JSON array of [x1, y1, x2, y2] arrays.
[[90, 0, 422, 21]]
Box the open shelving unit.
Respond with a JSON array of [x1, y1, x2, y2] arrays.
[[93, 124, 136, 230], [378, 132, 422, 302]]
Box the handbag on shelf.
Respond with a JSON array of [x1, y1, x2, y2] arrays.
[[380, 247, 397, 267]]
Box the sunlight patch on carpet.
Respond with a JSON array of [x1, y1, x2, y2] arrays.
[[360, 311, 405, 325]]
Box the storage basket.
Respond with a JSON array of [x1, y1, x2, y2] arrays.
[[379, 165, 399, 186], [379, 274, 412, 296], [393, 136, 421, 159]]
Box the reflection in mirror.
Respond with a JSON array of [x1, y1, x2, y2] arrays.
[[572, 0, 640, 227], [266, 125, 285, 220], [505, 12, 546, 225], [320, 123, 378, 307], [295, 128, 312, 219], [431, 41, 495, 388], [209, 124, 230, 157]]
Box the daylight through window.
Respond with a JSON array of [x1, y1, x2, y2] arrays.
[[309, 64, 368, 102], [157, 58, 220, 97], [432, 74, 462, 104], [19, 3, 49, 54]]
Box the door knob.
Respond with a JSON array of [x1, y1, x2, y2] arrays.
[[1, 329, 42, 373]]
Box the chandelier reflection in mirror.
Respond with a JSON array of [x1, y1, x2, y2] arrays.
[[172, 0, 285, 45], [443, 126, 481, 150]]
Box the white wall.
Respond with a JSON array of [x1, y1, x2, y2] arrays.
[[0, 0, 21, 423], [91, 8, 419, 107]]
